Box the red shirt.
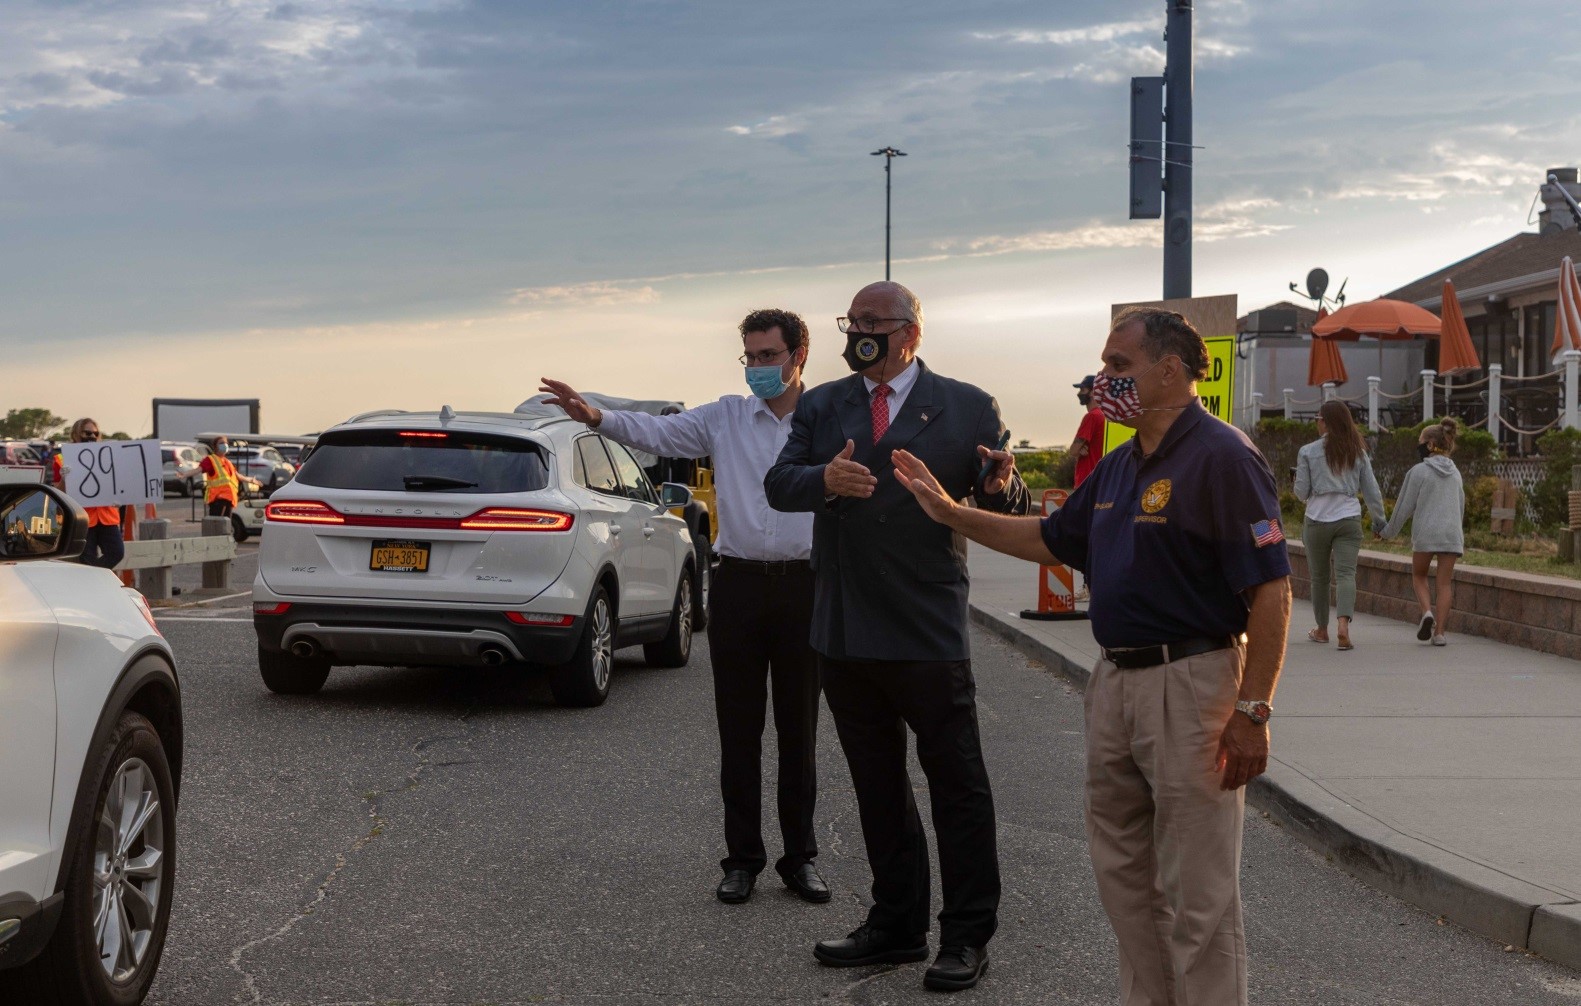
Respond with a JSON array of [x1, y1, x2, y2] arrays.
[[1073, 408, 1105, 487]]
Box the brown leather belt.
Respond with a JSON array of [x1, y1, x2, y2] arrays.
[[1102, 636, 1238, 670], [717, 556, 811, 576]]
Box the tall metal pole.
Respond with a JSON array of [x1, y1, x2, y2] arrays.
[[872, 147, 906, 280], [1163, 1, 1193, 299]]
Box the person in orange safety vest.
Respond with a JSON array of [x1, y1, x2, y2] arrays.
[[50, 417, 126, 569], [199, 435, 260, 518]]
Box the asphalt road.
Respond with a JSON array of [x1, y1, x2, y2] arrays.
[[141, 582, 1581, 1005]]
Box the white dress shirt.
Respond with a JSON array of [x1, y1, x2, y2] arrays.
[[863, 358, 920, 419], [595, 396, 813, 561]]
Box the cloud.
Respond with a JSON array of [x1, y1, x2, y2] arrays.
[[971, 19, 1156, 46], [725, 114, 804, 138], [508, 281, 661, 307]]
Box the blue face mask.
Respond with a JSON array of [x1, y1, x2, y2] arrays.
[[745, 364, 789, 400]]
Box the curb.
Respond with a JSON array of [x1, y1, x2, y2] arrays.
[[968, 602, 1581, 971]]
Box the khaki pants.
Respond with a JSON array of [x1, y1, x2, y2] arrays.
[[1084, 646, 1248, 1006]]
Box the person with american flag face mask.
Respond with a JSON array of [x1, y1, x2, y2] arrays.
[[889, 307, 1292, 1006]]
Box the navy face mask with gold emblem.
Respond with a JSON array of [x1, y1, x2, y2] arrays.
[[842, 330, 889, 373]]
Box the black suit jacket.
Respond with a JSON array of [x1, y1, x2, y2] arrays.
[[764, 360, 1029, 662]]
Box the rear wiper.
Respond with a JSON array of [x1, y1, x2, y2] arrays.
[[403, 475, 478, 490]]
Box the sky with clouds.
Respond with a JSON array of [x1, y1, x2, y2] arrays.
[[2, 0, 1575, 442]]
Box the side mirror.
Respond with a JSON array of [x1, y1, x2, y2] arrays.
[[659, 482, 692, 509], [0, 484, 87, 561]]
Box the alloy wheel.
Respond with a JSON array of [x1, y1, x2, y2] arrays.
[[92, 757, 165, 984], [590, 596, 613, 692]]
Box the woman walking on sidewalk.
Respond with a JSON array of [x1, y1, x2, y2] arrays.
[[1378, 418, 1465, 646], [1295, 402, 1386, 650]]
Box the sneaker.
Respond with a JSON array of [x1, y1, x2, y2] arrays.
[[1431, 634, 1448, 646], [1416, 611, 1436, 641]]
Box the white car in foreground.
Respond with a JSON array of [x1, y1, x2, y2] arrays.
[[252, 407, 698, 706], [0, 484, 182, 1006]]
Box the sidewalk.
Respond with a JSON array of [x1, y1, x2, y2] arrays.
[[966, 544, 1581, 971]]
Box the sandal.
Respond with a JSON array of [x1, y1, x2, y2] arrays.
[[1337, 618, 1353, 651], [1307, 627, 1328, 643], [1336, 636, 1354, 651]]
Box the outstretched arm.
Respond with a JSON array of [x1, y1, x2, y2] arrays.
[[891, 449, 1055, 564]]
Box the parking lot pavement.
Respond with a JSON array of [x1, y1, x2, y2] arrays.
[[144, 614, 1581, 1005]]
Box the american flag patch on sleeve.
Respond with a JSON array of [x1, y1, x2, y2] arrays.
[[1251, 518, 1284, 548]]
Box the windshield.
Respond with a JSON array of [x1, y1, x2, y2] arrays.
[[295, 429, 550, 494]]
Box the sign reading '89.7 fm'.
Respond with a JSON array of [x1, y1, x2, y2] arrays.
[[62, 439, 163, 507], [1102, 295, 1239, 456]]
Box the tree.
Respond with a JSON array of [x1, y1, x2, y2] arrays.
[[0, 408, 66, 440]]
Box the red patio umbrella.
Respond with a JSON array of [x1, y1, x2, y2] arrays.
[[1306, 308, 1348, 387], [1310, 298, 1443, 341], [1437, 280, 1481, 376]]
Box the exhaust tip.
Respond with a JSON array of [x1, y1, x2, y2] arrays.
[[290, 640, 318, 659], [480, 647, 506, 666]]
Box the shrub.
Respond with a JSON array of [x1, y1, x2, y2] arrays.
[[1012, 450, 1073, 495], [1251, 419, 1319, 493], [1464, 474, 1499, 530], [1532, 428, 1581, 529], [1373, 421, 1500, 499]]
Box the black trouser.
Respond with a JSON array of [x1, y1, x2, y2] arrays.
[[820, 655, 1000, 948], [208, 499, 233, 518], [707, 561, 820, 877], [80, 523, 125, 569]]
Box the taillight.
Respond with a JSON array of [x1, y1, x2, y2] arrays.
[[399, 431, 448, 439], [506, 612, 575, 626], [460, 508, 574, 531], [265, 500, 345, 525], [129, 591, 163, 638], [254, 602, 292, 615]]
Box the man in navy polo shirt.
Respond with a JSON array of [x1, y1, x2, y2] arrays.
[[890, 307, 1291, 1006]]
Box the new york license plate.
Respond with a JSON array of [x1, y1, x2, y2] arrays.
[[370, 540, 430, 573]]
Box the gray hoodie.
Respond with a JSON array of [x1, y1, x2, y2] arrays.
[[1379, 455, 1465, 554]]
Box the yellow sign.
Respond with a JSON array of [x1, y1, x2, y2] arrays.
[[1099, 293, 1240, 457]]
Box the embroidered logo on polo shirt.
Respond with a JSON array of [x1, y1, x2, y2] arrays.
[[1094, 501, 1114, 510], [1251, 518, 1285, 548], [1140, 479, 1172, 514]]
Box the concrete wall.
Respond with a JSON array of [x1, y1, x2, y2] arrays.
[[1288, 541, 1581, 659]]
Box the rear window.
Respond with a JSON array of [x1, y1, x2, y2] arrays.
[[295, 429, 550, 494]]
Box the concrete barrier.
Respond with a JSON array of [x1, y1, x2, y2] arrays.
[[117, 518, 235, 599]]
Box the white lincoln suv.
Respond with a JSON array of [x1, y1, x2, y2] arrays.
[[252, 408, 698, 706], [0, 483, 182, 1006]]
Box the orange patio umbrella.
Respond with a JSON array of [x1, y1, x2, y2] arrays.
[[1551, 255, 1581, 365], [1310, 298, 1443, 340], [1437, 280, 1481, 375], [1306, 308, 1348, 387]]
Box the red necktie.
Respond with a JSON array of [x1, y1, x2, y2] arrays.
[[871, 383, 892, 443]]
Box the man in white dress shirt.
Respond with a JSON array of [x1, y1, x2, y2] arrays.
[[539, 308, 827, 906]]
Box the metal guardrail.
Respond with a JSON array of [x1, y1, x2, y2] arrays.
[[115, 517, 235, 599]]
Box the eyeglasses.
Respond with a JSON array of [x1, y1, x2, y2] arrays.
[[837, 316, 914, 335], [80, 431, 100, 440], [739, 348, 793, 366]]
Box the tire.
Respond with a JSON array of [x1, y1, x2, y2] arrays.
[[689, 532, 711, 631], [0, 712, 177, 1006], [644, 569, 694, 669], [231, 516, 248, 544], [550, 586, 615, 707], [258, 645, 331, 695]]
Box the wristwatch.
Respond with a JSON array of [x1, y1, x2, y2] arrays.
[[1234, 699, 1272, 725]]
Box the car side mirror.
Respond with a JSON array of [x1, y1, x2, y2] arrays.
[[0, 484, 87, 561], [659, 482, 691, 509]]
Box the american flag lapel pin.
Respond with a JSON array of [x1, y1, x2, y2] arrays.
[[921, 413, 929, 421]]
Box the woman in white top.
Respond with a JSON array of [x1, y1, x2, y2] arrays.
[[1294, 401, 1387, 650]]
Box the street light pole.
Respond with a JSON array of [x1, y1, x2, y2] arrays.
[[871, 146, 906, 280], [1162, 0, 1193, 299]]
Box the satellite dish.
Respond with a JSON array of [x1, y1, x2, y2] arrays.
[[1305, 268, 1330, 302]]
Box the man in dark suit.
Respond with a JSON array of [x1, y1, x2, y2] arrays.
[[764, 281, 1028, 992]]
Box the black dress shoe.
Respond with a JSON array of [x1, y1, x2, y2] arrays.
[[715, 869, 754, 904], [924, 945, 989, 991], [813, 923, 928, 967], [782, 863, 831, 903]]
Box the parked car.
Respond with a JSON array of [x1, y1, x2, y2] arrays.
[[227, 445, 295, 493], [253, 408, 699, 705], [160, 442, 208, 498], [0, 483, 182, 1005], [0, 441, 45, 469]]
